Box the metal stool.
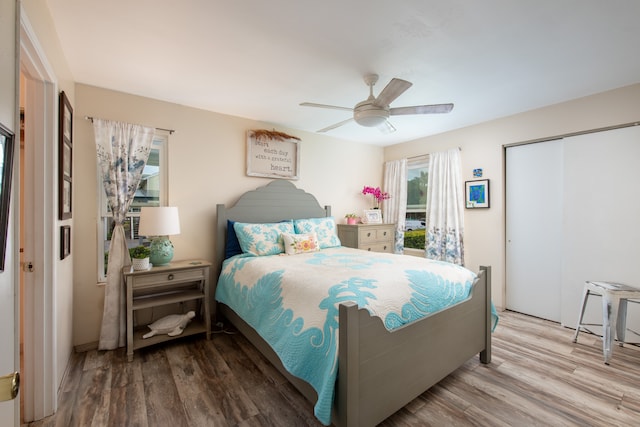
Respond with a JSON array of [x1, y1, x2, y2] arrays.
[[572, 281, 640, 364]]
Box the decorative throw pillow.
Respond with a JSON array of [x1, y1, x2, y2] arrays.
[[282, 232, 320, 255], [224, 220, 243, 259], [293, 217, 341, 249], [233, 221, 294, 256]]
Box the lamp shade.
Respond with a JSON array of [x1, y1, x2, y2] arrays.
[[139, 207, 181, 237]]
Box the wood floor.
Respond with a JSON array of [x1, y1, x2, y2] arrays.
[[28, 310, 640, 427]]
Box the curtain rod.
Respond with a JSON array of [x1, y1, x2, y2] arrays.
[[84, 116, 175, 134], [408, 147, 461, 160]]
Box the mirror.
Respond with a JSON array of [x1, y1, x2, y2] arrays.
[[0, 123, 15, 271]]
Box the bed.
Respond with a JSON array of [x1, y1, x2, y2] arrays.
[[214, 180, 493, 427]]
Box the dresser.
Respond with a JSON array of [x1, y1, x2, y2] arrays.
[[124, 259, 211, 361], [337, 223, 396, 253]]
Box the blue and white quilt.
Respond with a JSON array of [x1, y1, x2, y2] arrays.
[[215, 247, 478, 425]]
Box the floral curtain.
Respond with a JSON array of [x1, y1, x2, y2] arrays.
[[425, 148, 465, 265], [383, 159, 407, 253], [93, 119, 154, 350]]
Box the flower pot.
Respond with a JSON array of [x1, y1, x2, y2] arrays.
[[347, 218, 358, 225], [132, 257, 150, 271]]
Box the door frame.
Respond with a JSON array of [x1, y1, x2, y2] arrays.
[[19, 13, 58, 421]]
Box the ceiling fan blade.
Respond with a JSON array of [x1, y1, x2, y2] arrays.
[[377, 120, 396, 134], [317, 118, 354, 133], [300, 102, 352, 112], [390, 103, 454, 115], [374, 78, 412, 107]]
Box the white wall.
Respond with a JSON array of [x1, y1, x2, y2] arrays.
[[384, 83, 640, 310], [72, 84, 384, 347]]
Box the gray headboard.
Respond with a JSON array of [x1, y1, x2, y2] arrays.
[[215, 180, 331, 273]]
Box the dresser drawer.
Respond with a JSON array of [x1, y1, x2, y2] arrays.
[[337, 223, 396, 253], [359, 227, 393, 244], [131, 268, 206, 290], [361, 242, 394, 253]]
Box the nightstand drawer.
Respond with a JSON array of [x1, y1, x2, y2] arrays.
[[132, 268, 205, 290]]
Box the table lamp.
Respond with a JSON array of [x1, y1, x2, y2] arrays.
[[138, 206, 181, 266]]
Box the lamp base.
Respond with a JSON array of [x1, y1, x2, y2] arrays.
[[149, 236, 174, 266]]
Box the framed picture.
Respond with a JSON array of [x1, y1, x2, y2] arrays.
[[60, 225, 71, 259], [0, 123, 15, 271], [59, 91, 73, 219], [363, 209, 383, 224], [246, 130, 300, 180], [465, 179, 490, 209]]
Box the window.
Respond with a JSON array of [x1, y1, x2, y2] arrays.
[[404, 156, 428, 250], [97, 134, 168, 281]]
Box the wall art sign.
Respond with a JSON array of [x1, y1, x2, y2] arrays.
[[246, 129, 300, 180], [465, 179, 490, 209], [59, 91, 73, 219]]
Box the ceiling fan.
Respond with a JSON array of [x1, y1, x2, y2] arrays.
[[300, 73, 453, 134]]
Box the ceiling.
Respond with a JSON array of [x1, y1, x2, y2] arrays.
[[46, 0, 640, 146]]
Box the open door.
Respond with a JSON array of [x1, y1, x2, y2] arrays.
[[0, 0, 19, 425]]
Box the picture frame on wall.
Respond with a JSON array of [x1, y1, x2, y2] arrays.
[[362, 209, 383, 224], [59, 91, 73, 219], [246, 129, 300, 180], [61, 225, 71, 259], [465, 179, 490, 209], [0, 123, 15, 271]]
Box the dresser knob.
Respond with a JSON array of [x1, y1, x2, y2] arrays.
[[367, 232, 371, 237], [168, 274, 174, 280]]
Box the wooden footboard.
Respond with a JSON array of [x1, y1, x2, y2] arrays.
[[219, 266, 491, 427], [335, 266, 491, 427]]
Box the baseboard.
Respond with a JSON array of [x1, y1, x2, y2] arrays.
[[73, 341, 98, 353]]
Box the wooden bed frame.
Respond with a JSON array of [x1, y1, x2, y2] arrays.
[[214, 180, 492, 427]]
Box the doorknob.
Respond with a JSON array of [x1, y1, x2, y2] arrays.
[[0, 372, 19, 401]]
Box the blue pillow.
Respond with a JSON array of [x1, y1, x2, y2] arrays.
[[233, 220, 295, 256], [293, 217, 341, 249], [224, 220, 243, 259]]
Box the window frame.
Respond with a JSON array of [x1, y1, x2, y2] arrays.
[[404, 155, 429, 252], [96, 134, 168, 282]]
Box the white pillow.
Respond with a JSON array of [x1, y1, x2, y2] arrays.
[[293, 217, 341, 249], [282, 232, 320, 255]]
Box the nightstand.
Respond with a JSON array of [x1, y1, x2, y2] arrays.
[[337, 223, 396, 253], [124, 259, 212, 362]]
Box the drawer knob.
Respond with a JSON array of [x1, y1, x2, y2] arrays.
[[168, 274, 174, 280], [367, 232, 371, 237]]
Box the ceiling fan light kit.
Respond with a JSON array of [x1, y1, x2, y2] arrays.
[[354, 101, 389, 127], [301, 73, 454, 134]]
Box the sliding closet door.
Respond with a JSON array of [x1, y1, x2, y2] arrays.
[[560, 125, 640, 328], [506, 140, 563, 322]]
